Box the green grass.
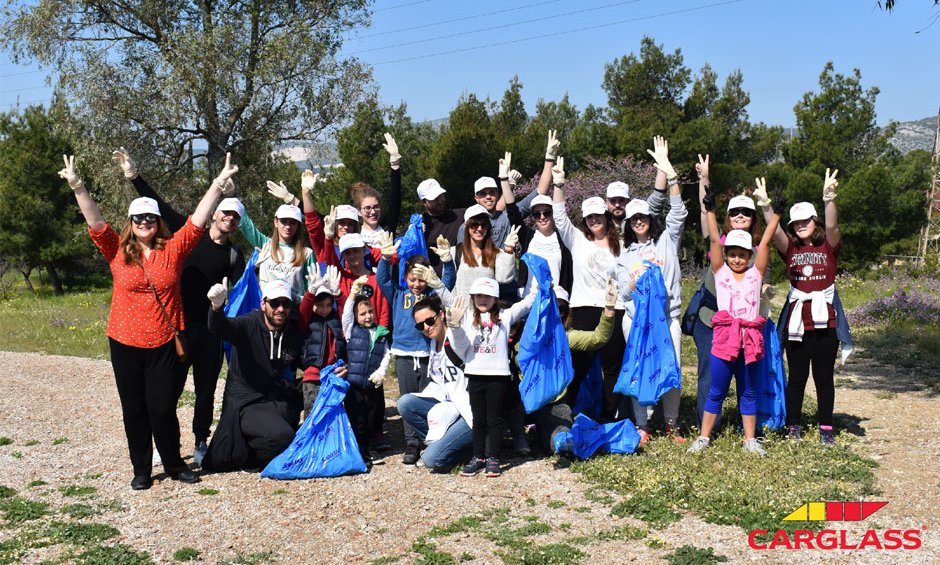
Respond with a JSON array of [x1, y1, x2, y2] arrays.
[[60, 503, 100, 519], [218, 550, 275, 564], [75, 544, 152, 564], [173, 546, 200, 561], [0, 496, 49, 523], [665, 545, 728, 564], [58, 485, 96, 497], [197, 488, 219, 496], [0, 437, 11, 446], [854, 321, 940, 392], [177, 389, 196, 408], [44, 521, 119, 545], [28, 480, 47, 488], [0, 288, 111, 359], [52, 437, 68, 445]]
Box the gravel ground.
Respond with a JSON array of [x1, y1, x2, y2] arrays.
[[0, 350, 937, 564]]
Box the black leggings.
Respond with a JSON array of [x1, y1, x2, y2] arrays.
[[109, 338, 187, 476], [182, 327, 224, 444], [344, 385, 375, 461], [784, 328, 838, 427], [568, 306, 624, 420], [467, 375, 512, 459]]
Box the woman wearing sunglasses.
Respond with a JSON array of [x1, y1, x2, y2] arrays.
[[60, 153, 234, 490], [444, 205, 519, 299]]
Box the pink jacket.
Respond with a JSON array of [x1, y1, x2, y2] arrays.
[[711, 310, 766, 364]]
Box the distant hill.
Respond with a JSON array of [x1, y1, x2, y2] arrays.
[[888, 116, 937, 154]]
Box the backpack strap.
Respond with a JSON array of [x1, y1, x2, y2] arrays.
[[443, 338, 465, 372]]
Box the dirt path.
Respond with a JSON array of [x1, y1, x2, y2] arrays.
[[0, 350, 937, 564]]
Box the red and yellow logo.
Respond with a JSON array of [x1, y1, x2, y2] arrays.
[[748, 501, 923, 551]]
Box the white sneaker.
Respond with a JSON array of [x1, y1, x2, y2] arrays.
[[686, 437, 710, 454], [415, 458, 427, 469], [742, 438, 767, 458]]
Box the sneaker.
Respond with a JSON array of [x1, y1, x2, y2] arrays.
[[742, 438, 767, 458], [665, 424, 685, 444], [484, 458, 501, 477], [402, 445, 420, 465], [819, 428, 837, 446], [637, 429, 650, 447], [787, 425, 802, 441], [193, 441, 208, 467], [513, 434, 531, 456], [461, 457, 485, 476], [415, 458, 427, 469], [686, 436, 710, 454]]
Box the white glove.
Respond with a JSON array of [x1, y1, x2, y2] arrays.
[[412, 264, 443, 289], [306, 269, 323, 294], [324, 206, 336, 240], [220, 178, 236, 196], [111, 147, 138, 180], [213, 153, 239, 191], [761, 283, 777, 301], [266, 180, 295, 204], [207, 277, 229, 310], [551, 156, 565, 186], [58, 155, 83, 190], [301, 169, 317, 194], [446, 295, 468, 328], [503, 225, 520, 250], [350, 275, 369, 296], [545, 129, 560, 161], [430, 235, 452, 263], [378, 232, 400, 259], [646, 136, 677, 180], [325, 265, 342, 296], [753, 177, 771, 207], [368, 369, 385, 387], [823, 168, 839, 202], [508, 170, 522, 186], [604, 278, 618, 309], [695, 154, 710, 183], [382, 133, 400, 168], [498, 152, 511, 179]]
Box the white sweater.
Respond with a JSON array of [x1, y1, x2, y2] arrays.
[[449, 291, 535, 376], [553, 202, 624, 309]]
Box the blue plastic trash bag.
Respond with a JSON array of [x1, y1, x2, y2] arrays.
[[517, 253, 574, 413], [397, 214, 429, 289], [224, 249, 263, 362], [754, 319, 787, 431], [552, 413, 640, 459], [571, 354, 603, 420], [261, 361, 367, 479], [614, 263, 681, 405]]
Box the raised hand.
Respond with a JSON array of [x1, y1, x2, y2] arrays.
[[823, 168, 839, 202], [702, 184, 717, 213], [323, 206, 337, 240], [382, 133, 401, 168], [772, 188, 787, 215], [503, 225, 521, 250], [306, 269, 323, 293], [430, 235, 452, 263], [111, 147, 138, 180], [266, 180, 295, 204], [58, 154, 83, 190], [213, 153, 239, 190], [207, 277, 229, 310], [545, 129, 560, 161], [301, 169, 318, 194], [325, 265, 341, 296], [695, 153, 710, 182], [646, 136, 678, 180], [378, 232, 400, 259], [551, 156, 565, 186], [499, 152, 512, 179], [508, 169, 522, 186], [446, 295, 468, 328], [350, 275, 369, 296], [753, 177, 770, 207], [604, 278, 618, 309], [412, 264, 443, 289], [220, 178, 236, 196]]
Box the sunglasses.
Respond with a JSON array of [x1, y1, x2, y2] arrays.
[[131, 213, 159, 225], [466, 222, 489, 231], [532, 210, 552, 219], [728, 208, 755, 218], [267, 298, 292, 310], [414, 316, 438, 331]]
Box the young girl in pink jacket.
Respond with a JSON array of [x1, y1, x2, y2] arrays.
[[687, 183, 781, 457]]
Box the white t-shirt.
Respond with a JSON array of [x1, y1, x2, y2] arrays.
[[521, 230, 562, 297], [553, 202, 623, 309]]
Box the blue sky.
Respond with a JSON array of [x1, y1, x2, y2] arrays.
[[2, 0, 938, 127]]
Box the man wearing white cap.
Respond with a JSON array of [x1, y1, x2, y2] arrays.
[[417, 178, 467, 275], [202, 279, 306, 472], [114, 148, 246, 466]]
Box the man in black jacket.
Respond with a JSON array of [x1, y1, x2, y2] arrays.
[[201, 280, 304, 472]]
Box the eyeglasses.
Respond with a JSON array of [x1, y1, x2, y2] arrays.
[[131, 214, 159, 225], [476, 188, 499, 198], [532, 210, 552, 219], [361, 205, 381, 213], [413, 316, 438, 331], [728, 208, 755, 218], [267, 298, 292, 310]]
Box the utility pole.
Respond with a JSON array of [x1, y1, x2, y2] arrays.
[[919, 108, 940, 267]]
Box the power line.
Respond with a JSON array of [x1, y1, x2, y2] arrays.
[[350, 0, 649, 55], [372, 0, 747, 65], [0, 85, 52, 94], [373, 0, 438, 13], [356, 0, 568, 39], [0, 69, 47, 79]]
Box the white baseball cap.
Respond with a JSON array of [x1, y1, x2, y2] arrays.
[[335, 204, 360, 222], [338, 233, 366, 254], [216, 198, 245, 218], [623, 199, 651, 220], [426, 402, 461, 443], [127, 197, 160, 218], [581, 197, 607, 218], [275, 204, 303, 223], [469, 277, 499, 298], [417, 179, 446, 201], [553, 286, 570, 303], [606, 181, 630, 200], [723, 229, 753, 250], [788, 202, 818, 224], [473, 176, 498, 194], [727, 195, 756, 212], [263, 280, 293, 301], [464, 204, 489, 222], [531, 194, 553, 209]]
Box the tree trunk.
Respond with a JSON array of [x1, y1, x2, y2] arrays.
[[20, 268, 34, 293], [46, 263, 64, 296]]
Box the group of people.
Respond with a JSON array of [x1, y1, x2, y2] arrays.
[[62, 129, 850, 489]]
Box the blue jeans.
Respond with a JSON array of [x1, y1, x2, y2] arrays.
[[692, 318, 717, 430], [397, 394, 473, 471]]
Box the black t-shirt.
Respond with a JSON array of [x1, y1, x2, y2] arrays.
[[180, 233, 245, 329], [423, 208, 466, 274]]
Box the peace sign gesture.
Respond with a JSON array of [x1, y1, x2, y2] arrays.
[[58, 155, 83, 190], [823, 168, 839, 202]]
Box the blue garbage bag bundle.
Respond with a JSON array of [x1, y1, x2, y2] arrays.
[[552, 413, 641, 459], [261, 361, 367, 479], [397, 214, 428, 289], [753, 318, 787, 431], [223, 249, 263, 361], [571, 354, 603, 420], [517, 254, 574, 414], [614, 263, 681, 406]]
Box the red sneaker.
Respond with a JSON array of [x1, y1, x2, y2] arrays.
[[665, 425, 685, 444]]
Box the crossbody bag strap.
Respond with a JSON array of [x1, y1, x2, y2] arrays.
[[138, 259, 181, 334]]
